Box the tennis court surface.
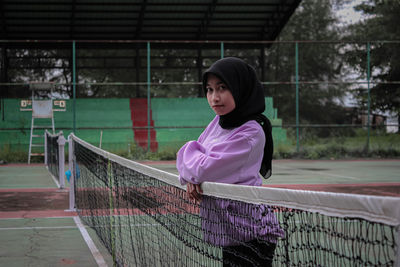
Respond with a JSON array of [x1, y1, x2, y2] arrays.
[[0, 150, 399, 266], [148, 159, 400, 196]]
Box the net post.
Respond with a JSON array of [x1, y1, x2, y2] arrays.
[[44, 130, 48, 165], [57, 133, 66, 189], [68, 134, 75, 211]]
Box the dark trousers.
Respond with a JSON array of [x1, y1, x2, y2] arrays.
[[222, 239, 276, 267]]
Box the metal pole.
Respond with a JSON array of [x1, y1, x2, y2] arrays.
[[107, 159, 116, 263], [220, 42, 224, 59], [197, 47, 202, 97], [68, 134, 75, 211], [58, 133, 66, 189], [44, 130, 48, 165], [72, 41, 76, 134], [99, 130, 103, 149], [135, 44, 141, 97], [295, 42, 300, 152], [0, 44, 6, 121], [366, 42, 371, 152], [147, 42, 151, 152], [260, 46, 265, 82]]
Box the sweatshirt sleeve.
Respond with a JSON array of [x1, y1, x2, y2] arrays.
[[176, 125, 260, 185]]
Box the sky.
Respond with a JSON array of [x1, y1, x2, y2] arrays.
[[336, 0, 365, 25]]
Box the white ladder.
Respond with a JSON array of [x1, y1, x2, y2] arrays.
[[21, 82, 66, 164], [28, 99, 55, 164]]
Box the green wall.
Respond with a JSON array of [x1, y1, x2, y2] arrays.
[[0, 98, 286, 154], [152, 97, 286, 150], [0, 99, 133, 152]]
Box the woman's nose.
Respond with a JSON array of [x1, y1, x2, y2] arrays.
[[212, 92, 220, 102]]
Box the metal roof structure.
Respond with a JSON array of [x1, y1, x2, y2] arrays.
[[0, 0, 301, 41]]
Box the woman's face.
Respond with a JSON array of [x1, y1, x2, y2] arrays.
[[206, 74, 236, 116]]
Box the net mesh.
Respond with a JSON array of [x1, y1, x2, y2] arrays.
[[45, 131, 62, 183], [70, 134, 400, 267]]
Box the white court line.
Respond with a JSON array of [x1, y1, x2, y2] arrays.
[[50, 173, 61, 188], [274, 165, 362, 181], [73, 216, 108, 267]]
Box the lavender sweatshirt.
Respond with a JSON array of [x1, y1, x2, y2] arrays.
[[177, 116, 264, 186], [177, 116, 284, 246]]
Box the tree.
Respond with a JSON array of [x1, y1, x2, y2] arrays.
[[266, 0, 350, 137], [344, 0, 400, 132], [5, 48, 72, 98]]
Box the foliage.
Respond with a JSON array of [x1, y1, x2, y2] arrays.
[[0, 145, 28, 163], [274, 131, 400, 159], [343, 0, 400, 129], [6, 48, 71, 98], [117, 141, 177, 161], [266, 0, 351, 131]]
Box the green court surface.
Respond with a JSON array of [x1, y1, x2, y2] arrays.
[[0, 164, 58, 189], [0, 160, 399, 266], [148, 159, 400, 185], [0, 217, 113, 267], [145, 159, 400, 196], [268, 159, 400, 184]]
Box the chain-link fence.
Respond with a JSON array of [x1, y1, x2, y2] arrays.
[[1, 40, 399, 161]]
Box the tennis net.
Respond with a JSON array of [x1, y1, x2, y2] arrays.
[[68, 134, 400, 267], [45, 130, 65, 188]]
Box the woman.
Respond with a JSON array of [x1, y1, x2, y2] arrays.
[[176, 57, 283, 266]]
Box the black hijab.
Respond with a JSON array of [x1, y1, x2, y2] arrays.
[[203, 57, 273, 178]]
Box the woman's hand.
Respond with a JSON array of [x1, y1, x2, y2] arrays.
[[186, 182, 203, 202]]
